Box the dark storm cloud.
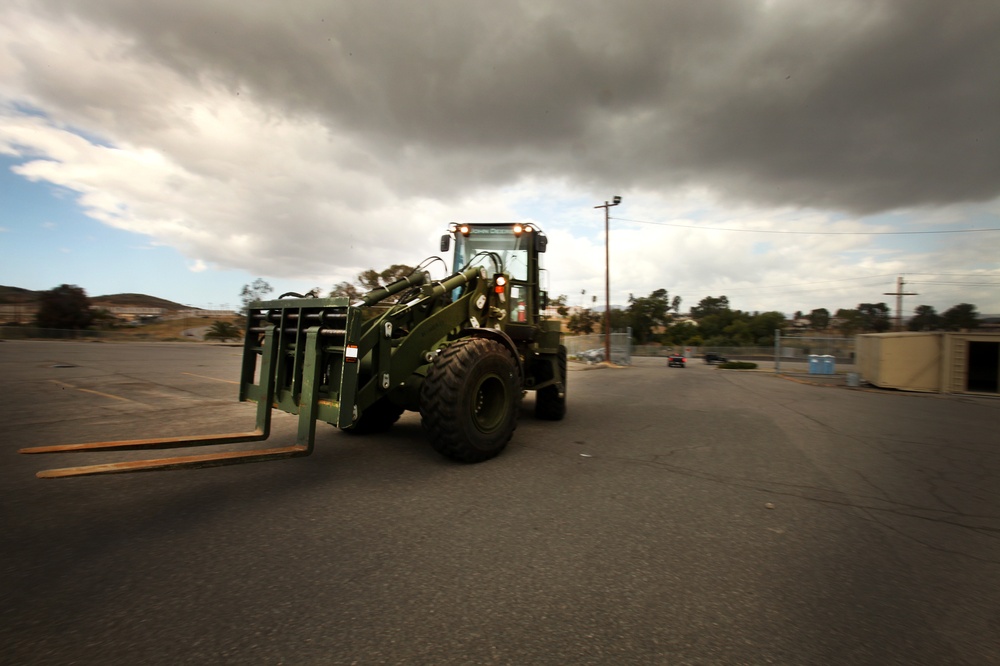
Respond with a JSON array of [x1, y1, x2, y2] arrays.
[[33, 0, 1000, 214]]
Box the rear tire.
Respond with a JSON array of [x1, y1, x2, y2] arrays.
[[535, 345, 567, 421], [341, 396, 405, 435], [420, 338, 521, 463]]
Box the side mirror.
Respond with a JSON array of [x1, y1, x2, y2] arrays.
[[440, 234, 450, 252], [536, 233, 547, 253]]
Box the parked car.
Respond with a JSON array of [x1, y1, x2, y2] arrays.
[[577, 348, 630, 365], [667, 354, 686, 368], [704, 352, 728, 364]]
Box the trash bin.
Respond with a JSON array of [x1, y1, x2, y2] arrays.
[[846, 372, 860, 387]]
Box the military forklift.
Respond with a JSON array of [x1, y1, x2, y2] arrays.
[[22, 223, 567, 478]]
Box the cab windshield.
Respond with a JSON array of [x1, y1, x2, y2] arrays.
[[453, 226, 530, 280]]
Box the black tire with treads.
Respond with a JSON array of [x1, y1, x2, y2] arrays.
[[420, 338, 521, 463]]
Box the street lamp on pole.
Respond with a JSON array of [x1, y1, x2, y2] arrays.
[[594, 195, 621, 364]]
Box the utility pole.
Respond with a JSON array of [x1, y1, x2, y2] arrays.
[[594, 196, 622, 363], [884, 276, 918, 331]]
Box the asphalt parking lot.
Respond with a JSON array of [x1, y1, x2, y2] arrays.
[[2, 340, 999, 665]]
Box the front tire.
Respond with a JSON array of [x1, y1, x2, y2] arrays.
[[420, 338, 521, 463]]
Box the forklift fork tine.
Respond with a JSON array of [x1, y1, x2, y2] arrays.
[[20, 326, 294, 479], [19, 430, 267, 455], [34, 444, 310, 478]]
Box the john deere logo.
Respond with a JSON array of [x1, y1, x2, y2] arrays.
[[470, 227, 515, 235]]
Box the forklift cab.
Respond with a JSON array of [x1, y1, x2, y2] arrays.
[[441, 223, 548, 328]]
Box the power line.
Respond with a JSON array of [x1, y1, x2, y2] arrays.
[[612, 216, 1000, 236], [715, 274, 897, 293], [904, 272, 1000, 279], [908, 280, 1000, 286]]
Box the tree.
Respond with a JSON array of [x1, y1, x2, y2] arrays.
[[608, 307, 630, 332], [329, 281, 364, 300], [857, 302, 891, 332], [550, 294, 570, 317], [908, 305, 942, 331], [834, 308, 863, 337], [35, 284, 93, 329], [693, 304, 743, 345], [205, 320, 243, 341], [749, 311, 787, 344], [357, 264, 417, 291], [330, 265, 416, 302], [807, 308, 830, 330], [690, 295, 730, 320], [662, 321, 700, 345], [627, 288, 672, 344], [90, 308, 121, 330], [941, 303, 980, 331], [566, 309, 601, 335], [239, 278, 273, 316], [720, 317, 754, 346]]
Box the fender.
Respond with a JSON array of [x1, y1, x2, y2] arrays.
[[459, 327, 524, 381]]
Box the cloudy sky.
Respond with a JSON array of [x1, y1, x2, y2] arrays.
[[2, 0, 999, 317]]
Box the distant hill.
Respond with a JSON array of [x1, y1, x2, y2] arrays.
[[0, 285, 195, 311], [0, 285, 39, 304], [90, 292, 193, 311]]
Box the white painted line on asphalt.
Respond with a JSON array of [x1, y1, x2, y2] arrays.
[[48, 379, 143, 404], [182, 372, 239, 385]]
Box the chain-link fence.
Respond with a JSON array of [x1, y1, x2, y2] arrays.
[[632, 345, 774, 359], [630, 335, 857, 372], [563, 330, 632, 365], [774, 335, 856, 374], [776, 336, 855, 362]]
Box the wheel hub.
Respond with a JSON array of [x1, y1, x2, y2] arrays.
[[473, 373, 507, 432]]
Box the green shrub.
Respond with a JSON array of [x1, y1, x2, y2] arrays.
[[205, 320, 243, 341]]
